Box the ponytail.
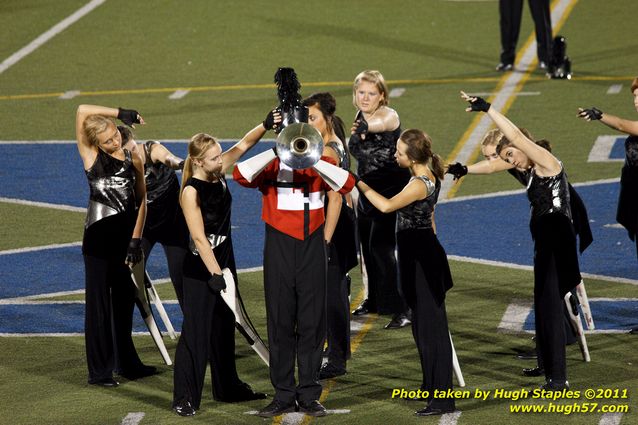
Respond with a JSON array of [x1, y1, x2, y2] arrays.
[[430, 153, 445, 181], [180, 156, 193, 196]]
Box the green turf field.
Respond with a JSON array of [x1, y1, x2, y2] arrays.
[[1, 0, 637, 424]]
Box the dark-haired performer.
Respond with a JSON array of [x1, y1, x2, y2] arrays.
[[233, 120, 355, 417], [356, 129, 455, 417], [462, 91, 580, 390], [75, 104, 151, 387], [119, 127, 190, 308], [303, 92, 358, 379]]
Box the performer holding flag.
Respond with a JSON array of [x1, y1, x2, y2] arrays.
[[172, 123, 270, 417]]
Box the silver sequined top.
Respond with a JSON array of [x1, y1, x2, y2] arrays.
[[397, 176, 438, 232], [85, 148, 137, 228], [526, 165, 571, 220]]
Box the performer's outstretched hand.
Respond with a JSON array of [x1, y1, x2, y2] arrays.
[[125, 238, 143, 266], [263, 108, 282, 131], [208, 274, 226, 293], [461, 91, 491, 112], [577, 107, 603, 121], [446, 162, 468, 180], [117, 107, 144, 128]]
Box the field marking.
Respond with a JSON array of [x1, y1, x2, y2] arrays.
[[0, 196, 86, 212], [59, 90, 81, 99], [121, 412, 145, 425], [606, 85, 623, 95], [472, 91, 540, 96], [442, 0, 580, 200], [0, 0, 107, 75], [168, 89, 190, 100], [599, 412, 623, 425], [588, 136, 625, 162], [0, 242, 82, 256], [447, 254, 638, 286], [3, 75, 635, 102], [439, 411, 462, 425], [389, 88, 406, 98]]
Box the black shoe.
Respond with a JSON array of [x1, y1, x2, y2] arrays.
[[215, 382, 268, 402], [523, 366, 544, 377], [89, 377, 119, 387], [629, 327, 638, 335], [352, 299, 374, 316], [298, 400, 327, 417], [415, 405, 455, 416], [384, 312, 411, 329], [117, 365, 158, 380], [173, 399, 196, 417], [541, 379, 570, 391], [516, 349, 538, 360], [319, 363, 347, 380], [496, 62, 513, 72], [257, 399, 297, 418]]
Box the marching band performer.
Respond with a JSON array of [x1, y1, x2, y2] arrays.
[[349, 70, 412, 329], [233, 113, 355, 417], [355, 129, 456, 416], [171, 123, 270, 416], [303, 92, 358, 379], [462, 91, 581, 390], [75, 104, 152, 387]]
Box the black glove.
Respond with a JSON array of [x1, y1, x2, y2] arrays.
[[177, 160, 185, 170], [446, 162, 468, 180], [350, 172, 361, 185], [578, 107, 603, 121], [353, 117, 369, 135], [117, 107, 141, 127], [207, 273, 226, 292], [466, 96, 491, 112], [126, 238, 143, 265], [262, 108, 281, 131]]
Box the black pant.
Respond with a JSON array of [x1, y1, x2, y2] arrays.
[[499, 0, 552, 64], [141, 212, 189, 308], [263, 225, 326, 404], [84, 255, 143, 382], [326, 243, 350, 368], [358, 213, 405, 315], [534, 254, 567, 382]]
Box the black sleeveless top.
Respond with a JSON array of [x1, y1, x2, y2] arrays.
[[143, 141, 180, 229], [85, 148, 136, 228], [185, 176, 232, 254], [326, 141, 350, 171], [397, 176, 439, 232], [526, 166, 571, 221]]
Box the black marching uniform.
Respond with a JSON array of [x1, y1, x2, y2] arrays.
[[139, 141, 189, 307], [324, 142, 358, 369], [525, 166, 581, 384], [395, 176, 455, 411], [172, 176, 248, 410], [349, 126, 411, 315], [499, 0, 552, 66], [83, 148, 145, 383]]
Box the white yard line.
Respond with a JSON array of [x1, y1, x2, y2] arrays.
[[599, 413, 624, 425], [0, 0, 107, 75], [121, 412, 145, 425]]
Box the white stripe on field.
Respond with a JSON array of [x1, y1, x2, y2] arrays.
[[497, 300, 533, 333], [389, 88, 405, 98], [168, 89, 190, 99], [588, 135, 624, 162], [121, 412, 145, 425], [439, 411, 462, 425], [0, 242, 82, 256], [0, 0, 107, 75], [599, 413, 624, 425], [440, 0, 576, 199], [447, 254, 638, 286], [59, 90, 81, 99], [606, 85, 623, 95], [0, 196, 86, 212]]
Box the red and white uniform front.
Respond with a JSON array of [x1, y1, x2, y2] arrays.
[[233, 154, 354, 404]]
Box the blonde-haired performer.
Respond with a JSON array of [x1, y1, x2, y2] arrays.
[[172, 117, 275, 416], [349, 70, 412, 329], [75, 104, 152, 387], [355, 129, 456, 417]]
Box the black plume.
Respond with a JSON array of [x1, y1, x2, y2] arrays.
[[274, 67, 302, 111]]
